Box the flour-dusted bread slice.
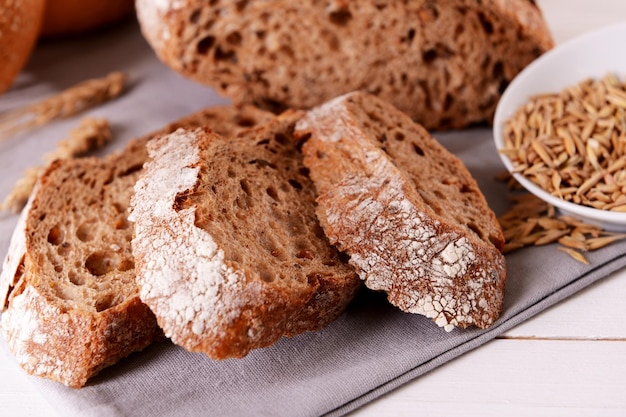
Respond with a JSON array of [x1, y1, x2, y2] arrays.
[[129, 111, 360, 359], [136, 0, 553, 130], [0, 105, 272, 387], [294, 92, 506, 331]]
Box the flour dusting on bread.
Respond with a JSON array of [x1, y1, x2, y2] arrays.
[[130, 129, 247, 340]]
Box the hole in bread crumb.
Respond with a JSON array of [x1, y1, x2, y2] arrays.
[[57, 242, 71, 257], [68, 271, 85, 286], [95, 294, 115, 312], [266, 187, 279, 201], [478, 12, 493, 34], [76, 222, 95, 242], [274, 133, 289, 145], [214, 46, 237, 62], [118, 259, 135, 272], [405, 28, 416, 44], [394, 131, 405, 141], [443, 93, 454, 111], [197, 36, 215, 55], [422, 49, 437, 63], [240, 179, 251, 195], [236, 117, 257, 128], [189, 9, 201, 24], [467, 222, 482, 239], [288, 179, 303, 190], [114, 217, 130, 230], [412, 143, 425, 156], [226, 31, 242, 46], [493, 60, 504, 79], [85, 252, 117, 276], [112, 202, 126, 214], [249, 158, 277, 169], [47, 225, 64, 245], [454, 22, 465, 37], [328, 8, 352, 25]]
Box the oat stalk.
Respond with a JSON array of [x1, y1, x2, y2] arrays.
[[0, 72, 126, 141], [1, 117, 112, 213]]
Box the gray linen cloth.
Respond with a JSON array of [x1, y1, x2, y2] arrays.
[[2, 22, 626, 417]]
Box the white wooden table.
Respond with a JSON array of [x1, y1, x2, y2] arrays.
[[1, 1, 625, 416]]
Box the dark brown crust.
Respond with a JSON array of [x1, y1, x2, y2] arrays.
[[137, 0, 554, 129]]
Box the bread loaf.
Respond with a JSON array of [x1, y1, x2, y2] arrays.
[[294, 91, 506, 331], [0, 105, 273, 387], [41, 0, 135, 37], [129, 111, 360, 359], [136, 0, 553, 130], [0, 0, 45, 94]]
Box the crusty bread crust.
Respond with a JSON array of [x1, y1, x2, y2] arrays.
[[0, 105, 273, 387], [129, 112, 360, 359], [0, 0, 45, 94], [136, 0, 553, 129], [295, 92, 506, 331]]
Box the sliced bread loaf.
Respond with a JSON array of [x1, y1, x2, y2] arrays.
[[0, 104, 273, 387], [294, 92, 506, 331], [136, 0, 553, 130], [129, 111, 360, 359]]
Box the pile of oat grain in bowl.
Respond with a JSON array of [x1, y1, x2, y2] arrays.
[[499, 73, 626, 211], [497, 73, 626, 263]]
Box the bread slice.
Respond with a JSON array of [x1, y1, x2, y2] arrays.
[[294, 92, 506, 331], [129, 111, 360, 359], [0, 105, 273, 388], [136, 0, 553, 130]]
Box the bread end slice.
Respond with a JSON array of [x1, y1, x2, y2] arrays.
[[0, 157, 161, 388], [295, 92, 506, 331]]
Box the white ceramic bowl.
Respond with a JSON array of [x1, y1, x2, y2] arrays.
[[493, 21, 626, 232]]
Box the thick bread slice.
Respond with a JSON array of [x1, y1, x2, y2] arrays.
[[129, 111, 360, 359], [294, 92, 506, 331], [0, 105, 273, 388], [136, 0, 553, 130]]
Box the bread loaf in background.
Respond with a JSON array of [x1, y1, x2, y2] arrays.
[[136, 0, 554, 130], [0, 105, 273, 388], [41, 0, 135, 37], [0, 0, 45, 94], [295, 91, 506, 331]]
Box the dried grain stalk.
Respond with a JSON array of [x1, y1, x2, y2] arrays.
[[496, 190, 626, 264], [0, 72, 125, 141], [1, 117, 111, 213]]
